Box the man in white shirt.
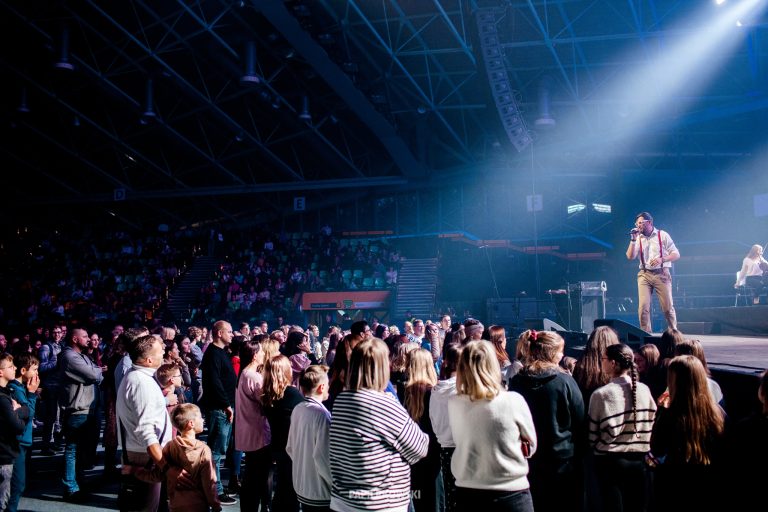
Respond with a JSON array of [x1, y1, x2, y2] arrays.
[[116, 334, 173, 511], [626, 212, 680, 332]]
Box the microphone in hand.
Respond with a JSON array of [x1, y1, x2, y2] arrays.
[[628, 228, 639, 235]]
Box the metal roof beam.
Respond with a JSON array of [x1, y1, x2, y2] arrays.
[[254, 0, 425, 178]]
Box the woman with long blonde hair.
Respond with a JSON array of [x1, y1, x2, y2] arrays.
[[448, 340, 537, 511], [261, 355, 303, 511], [258, 337, 280, 373], [402, 349, 440, 511], [649, 355, 725, 511], [329, 338, 428, 512]]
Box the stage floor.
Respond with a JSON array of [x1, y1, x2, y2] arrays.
[[696, 334, 768, 373]]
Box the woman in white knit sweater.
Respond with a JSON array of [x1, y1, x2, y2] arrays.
[[588, 343, 657, 512], [448, 340, 537, 512]]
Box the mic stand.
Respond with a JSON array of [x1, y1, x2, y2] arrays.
[[566, 281, 573, 331]]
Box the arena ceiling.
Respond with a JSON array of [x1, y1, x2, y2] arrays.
[[1, 0, 766, 231]]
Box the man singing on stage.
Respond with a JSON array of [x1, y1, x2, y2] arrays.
[[626, 212, 680, 333]]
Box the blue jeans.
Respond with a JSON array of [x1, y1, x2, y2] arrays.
[[456, 487, 534, 512], [62, 413, 90, 494], [206, 409, 232, 495], [7, 445, 28, 512]]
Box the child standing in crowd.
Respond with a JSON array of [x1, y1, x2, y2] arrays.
[[156, 363, 182, 437], [6, 353, 40, 512], [0, 354, 29, 511], [131, 403, 221, 512], [286, 365, 332, 512]]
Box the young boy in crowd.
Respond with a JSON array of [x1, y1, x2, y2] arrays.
[[7, 353, 39, 512], [155, 363, 182, 437], [286, 365, 332, 512], [0, 353, 29, 511], [132, 403, 220, 512]]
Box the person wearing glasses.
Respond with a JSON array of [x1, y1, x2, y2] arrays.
[[626, 212, 680, 333]]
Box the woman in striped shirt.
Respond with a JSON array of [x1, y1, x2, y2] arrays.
[[588, 343, 657, 512], [329, 338, 428, 512]]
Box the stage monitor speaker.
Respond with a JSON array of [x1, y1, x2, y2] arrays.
[[593, 319, 650, 345], [524, 318, 566, 332], [559, 330, 589, 358]]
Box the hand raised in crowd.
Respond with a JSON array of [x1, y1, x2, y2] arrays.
[[166, 393, 178, 407], [26, 372, 40, 394]]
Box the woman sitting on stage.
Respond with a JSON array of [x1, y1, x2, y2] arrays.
[[734, 244, 767, 288]]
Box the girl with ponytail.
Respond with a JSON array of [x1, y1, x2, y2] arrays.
[[508, 330, 585, 512], [588, 343, 657, 512]]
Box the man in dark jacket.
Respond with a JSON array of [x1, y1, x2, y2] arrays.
[[199, 320, 237, 505]]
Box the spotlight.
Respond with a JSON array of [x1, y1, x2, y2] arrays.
[[140, 78, 158, 124], [298, 95, 311, 122], [17, 88, 30, 114], [54, 26, 75, 71], [715, 0, 726, 5], [240, 41, 261, 86]]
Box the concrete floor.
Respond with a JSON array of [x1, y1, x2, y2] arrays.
[[19, 434, 242, 512]]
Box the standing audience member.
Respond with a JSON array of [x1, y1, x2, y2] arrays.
[[199, 321, 238, 506], [402, 349, 440, 512], [155, 363, 183, 438], [634, 344, 664, 400], [129, 403, 221, 512], [104, 328, 148, 475], [489, 325, 511, 384], [648, 355, 726, 512], [449, 340, 537, 512], [509, 330, 584, 512], [329, 338, 428, 512], [573, 326, 620, 405], [286, 365, 333, 512], [504, 330, 531, 383], [37, 326, 64, 456], [235, 336, 272, 512], [673, 339, 723, 405], [6, 353, 39, 512], [284, 331, 315, 387], [116, 334, 174, 512], [571, 325, 619, 512], [0, 354, 29, 511], [422, 323, 442, 369], [588, 344, 656, 512], [262, 355, 303, 512], [59, 328, 104, 502], [429, 341, 462, 512], [726, 369, 767, 509]]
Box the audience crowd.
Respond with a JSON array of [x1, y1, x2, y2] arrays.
[[0, 314, 764, 512], [0, 227, 764, 512]]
